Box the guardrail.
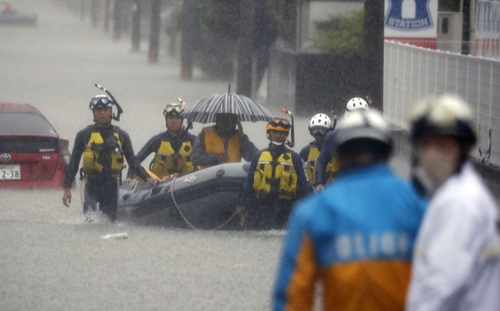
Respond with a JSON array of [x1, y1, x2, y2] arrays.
[[384, 40, 500, 168]]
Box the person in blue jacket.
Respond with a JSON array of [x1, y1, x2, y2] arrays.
[[273, 109, 427, 311], [315, 97, 369, 190], [236, 117, 313, 230]]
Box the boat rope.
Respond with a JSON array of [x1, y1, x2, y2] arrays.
[[169, 176, 240, 230]]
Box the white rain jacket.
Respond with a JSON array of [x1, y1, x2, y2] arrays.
[[406, 162, 500, 311]]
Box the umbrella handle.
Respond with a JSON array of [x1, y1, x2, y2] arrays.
[[281, 108, 295, 148], [95, 83, 124, 121], [181, 119, 193, 134]]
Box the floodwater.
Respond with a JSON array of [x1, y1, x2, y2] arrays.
[[0, 1, 410, 310]]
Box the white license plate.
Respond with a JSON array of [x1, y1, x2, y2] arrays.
[[0, 164, 21, 180]]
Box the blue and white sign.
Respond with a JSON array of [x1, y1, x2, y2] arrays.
[[385, 0, 433, 31], [385, 0, 437, 38]]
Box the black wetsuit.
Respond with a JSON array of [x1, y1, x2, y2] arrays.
[[63, 124, 150, 221], [239, 143, 313, 229], [135, 130, 196, 175]]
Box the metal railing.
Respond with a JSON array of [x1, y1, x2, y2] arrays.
[[384, 40, 500, 167]]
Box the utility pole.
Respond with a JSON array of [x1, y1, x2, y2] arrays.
[[181, 0, 197, 80], [148, 0, 161, 63], [131, 0, 141, 52], [90, 0, 98, 27], [462, 0, 471, 54], [236, 0, 256, 97], [104, 0, 111, 33], [113, 0, 124, 41], [363, 0, 384, 110]]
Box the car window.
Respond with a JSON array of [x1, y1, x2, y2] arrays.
[[0, 112, 57, 135]]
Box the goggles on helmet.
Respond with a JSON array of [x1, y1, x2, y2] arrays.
[[266, 118, 291, 132], [309, 126, 329, 136], [164, 103, 185, 116], [89, 95, 113, 110]]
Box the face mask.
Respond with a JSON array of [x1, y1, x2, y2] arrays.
[[418, 147, 459, 185], [271, 141, 284, 146]]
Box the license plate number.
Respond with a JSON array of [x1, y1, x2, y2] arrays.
[[0, 164, 21, 180]]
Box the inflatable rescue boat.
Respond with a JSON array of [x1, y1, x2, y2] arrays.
[[118, 163, 250, 230]]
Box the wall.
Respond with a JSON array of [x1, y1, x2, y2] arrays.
[[384, 40, 500, 200]]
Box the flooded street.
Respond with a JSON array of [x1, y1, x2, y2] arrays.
[[1, 187, 283, 310], [0, 1, 410, 310], [0, 1, 293, 310]]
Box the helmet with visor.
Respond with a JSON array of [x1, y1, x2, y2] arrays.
[[333, 109, 393, 157], [308, 113, 333, 136], [408, 94, 476, 146], [266, 117, 291, 133], [344, 97, 369, 118], [89, 95, 114, 110], [163, 102, 186, 117]]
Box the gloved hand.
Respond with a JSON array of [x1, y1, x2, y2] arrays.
[[146, 177, 161, 184], [217, 153, 228, 162]]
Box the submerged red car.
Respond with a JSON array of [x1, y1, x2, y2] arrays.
[[0, 103, 70, 188]]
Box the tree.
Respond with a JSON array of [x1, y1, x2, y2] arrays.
[[312, 10, 364, 55]]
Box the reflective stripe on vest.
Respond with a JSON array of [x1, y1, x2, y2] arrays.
[[253, 150, 297, 200], [150, 140, 195, 178], [82, 131, 124, 178], [305, 146, 320, 186], [325, 155, 341, 183]]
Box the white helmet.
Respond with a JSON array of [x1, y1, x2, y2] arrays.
[[333, 109, 392, 156], [408, 94, 476, 146], [344, 97, 369, 118], [308, 113, 333, 136]]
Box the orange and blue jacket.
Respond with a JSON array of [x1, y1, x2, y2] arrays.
[[273, 163, 427, 311]]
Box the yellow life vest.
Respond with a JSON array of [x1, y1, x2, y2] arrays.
[[82, 131, 124, 178], [150, 140, 195, 178], [304, 146, 320, 186], [252, 150, 298, 200], [203, 126, 241, 162], [325, 155, 340, 183]]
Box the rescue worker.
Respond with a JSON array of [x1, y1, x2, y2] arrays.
[[315, 97, 369, 190], [299, 113, 334, 187], [191, 113, 258, 169], [132, 102, 196, 179], [62, 95, 157, 221], [236, 118, 313, 230], [273, 109, 426, 311], [405, 94, 500, 311]]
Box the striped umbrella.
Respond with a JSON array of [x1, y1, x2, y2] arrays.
[[182, 92, 273, 123]]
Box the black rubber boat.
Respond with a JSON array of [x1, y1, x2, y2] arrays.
[[118, 163, 250, 230]]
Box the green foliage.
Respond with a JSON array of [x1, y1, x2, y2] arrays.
[[438, 0, 460, 12], [313, 10, 364, 54]]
